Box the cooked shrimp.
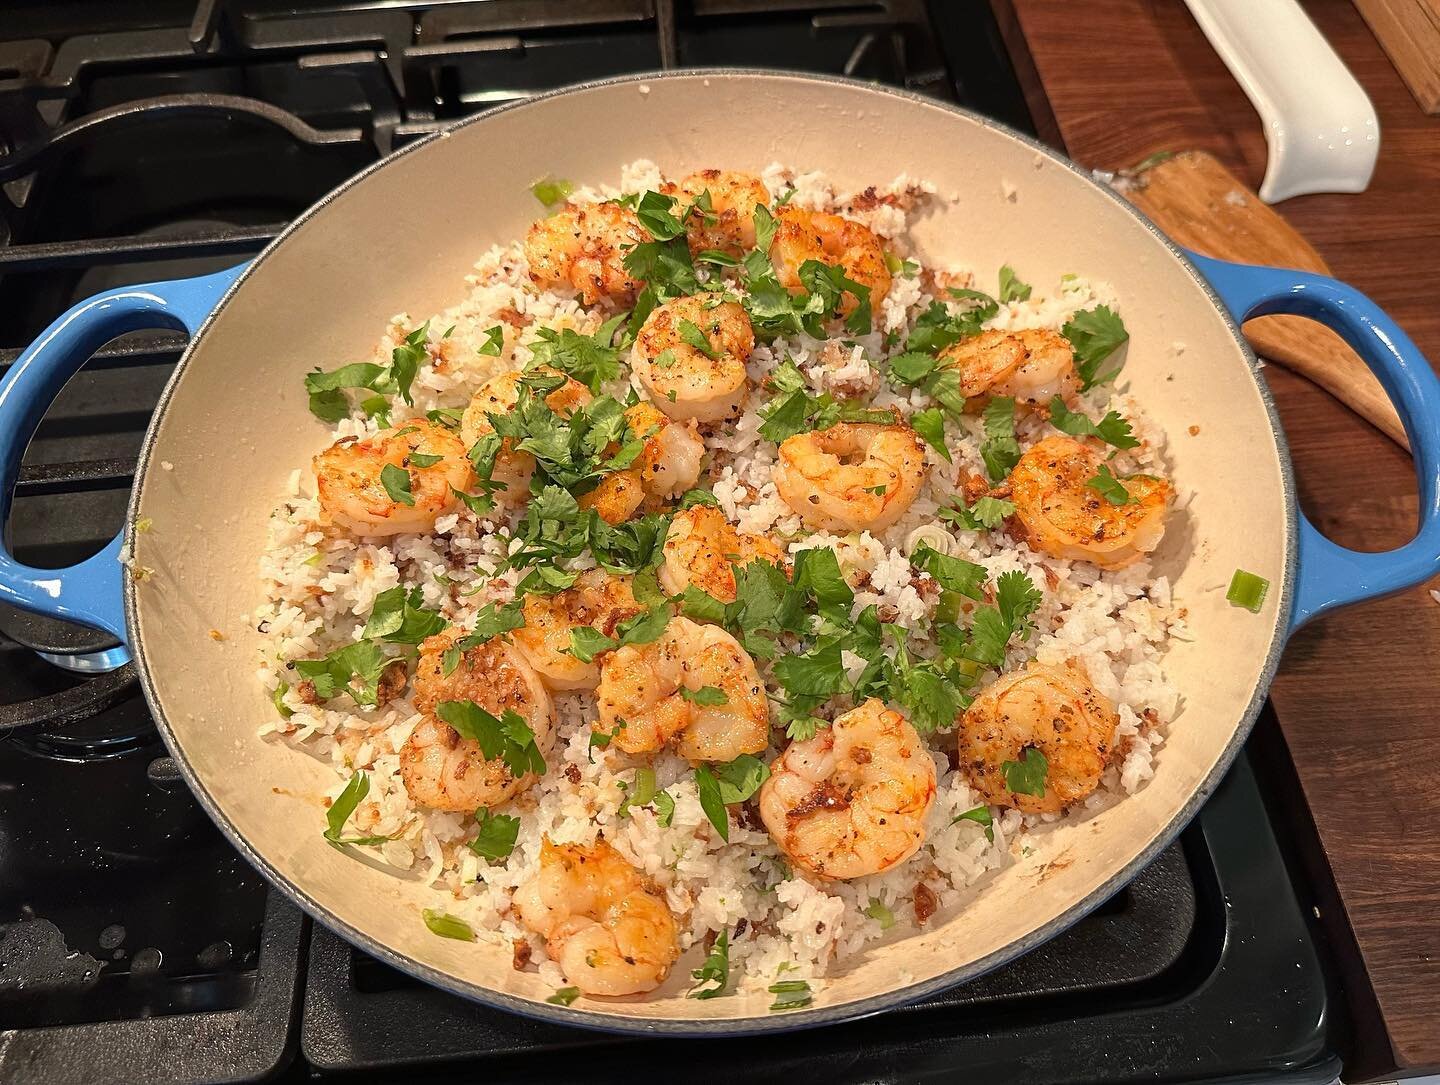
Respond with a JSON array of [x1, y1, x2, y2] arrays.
[[512, 570, 645, 691], [460, 368, 592, 506], [939, 328, 1079, 408], [659, 505, 784, 602], [596, 616, 768, 762], [758, 699, 936, 880], [578, 403, 704, 524], [524, 202, 646, 306], [660, 169, 770, 257], [957, 661, 1120, 815], [1009, 435, 1171, 569], [773, 421, 928, 532], [770, 208, 891, 314], [631, 294, 753, 423], [314, 420, 474, 538], [401, 629, 555, 811], [513, 837, 679, 996]]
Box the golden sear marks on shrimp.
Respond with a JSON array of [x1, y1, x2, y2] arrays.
[[659, 505, 785, 603], [769, 207, 892, 314], [460, 368, 592, 508], [577, 402, 704, 525], [632, 293, 754, 423], [513, 837, 680, 996], [313, 420, 474, 538], [400, 630, 556, 812], [596, 616, 768, 763], [958, 661, 1120, 815], [939, 328, 1080, 408], [523, 202, 646, 305], [660, 169, 770, 258], [1008, 435, 1171, 569], [512, 570, 644, 692], [759, 699, 936, 880], [773, 420, 928, 532]]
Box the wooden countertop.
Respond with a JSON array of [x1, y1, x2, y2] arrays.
[[1001, 0, 1440, 1075]]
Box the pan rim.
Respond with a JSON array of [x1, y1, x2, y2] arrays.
[[123, 67, 1297, 1036]]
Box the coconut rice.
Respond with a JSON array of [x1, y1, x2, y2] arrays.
[[254, 160, 1188, 1001]]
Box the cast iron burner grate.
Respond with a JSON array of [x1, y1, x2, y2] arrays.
[[0, 3, 1337, 1084]]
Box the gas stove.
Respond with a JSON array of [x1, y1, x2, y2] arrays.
[[0, 3, 1344, 1082]]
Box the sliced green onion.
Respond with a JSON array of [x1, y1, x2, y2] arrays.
[[271, 681, 293, 720], [531, 177, 574, 208], [546, 986, 581, 1006], [422, 909, 475, 941], [1226, 568, 1270, 613], [864, 898, 895, 930]]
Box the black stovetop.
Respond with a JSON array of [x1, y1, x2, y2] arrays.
[[0, 3, 1344, 1082]]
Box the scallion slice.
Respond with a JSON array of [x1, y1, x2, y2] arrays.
[[1226, 569, 1269, 613]]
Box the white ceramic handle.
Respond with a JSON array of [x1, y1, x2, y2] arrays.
[[1182, 0, 1379, 203]]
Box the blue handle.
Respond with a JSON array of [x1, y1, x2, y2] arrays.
[[1190, 252, 1440, 633], [0, 265, 245, 648]]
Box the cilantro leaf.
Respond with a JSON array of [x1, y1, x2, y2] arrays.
[[952, 804, 995, 842], [689, 929, 730, 1000], [940, 496, 1015, 531], [998, 264, 1032, 303], [995, 570, 1043, 639], [980, 396, 1021, 481], [678, 318, 720, 359], [1047, 397, 1140, 449], [679, 488, 720, 510], [468, 809, 520, 861], [911, 544, 987, 599], [380, 463, 415, 506], [1001, 746, 1048, 796], [680, 685, 729, 706], [653, 790, 677, 827], [458, 600, 525, 649], [436, 701, 546, 779], [910, 407, 951, 462], [477, 325, 504, 356], [773, 639, 845, 698], [636, 189, 686, 240], [362, 585, 449, 644], [753, 203, 778, 251], [323, 770, 391, 846], [568, 625, 618, 663], [1062, 305, 1129, 390], [1086, 463, 1135, 505], [713, 754, 770, 804], [695, 764, 729, 841], [293, 641, 392, 707], [526, 326, 622, 394]]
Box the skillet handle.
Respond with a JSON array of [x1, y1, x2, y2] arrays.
[[0, 265, 245, 648], [1188, 252, 1440, 633]]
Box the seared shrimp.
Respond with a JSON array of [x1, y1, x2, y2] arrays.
[[578, 403, 704, 524], [513, 837, 679, 996], [770, 208, 891, 314], [957, 661, 1119, 815], [773, 421, 928, 532], [314, 420, 474, 538], [460, 368, 592, 506], [660, 169, 770, 258], [596, 616, 768, 762], [759, 699, 936, 880], [631, 294, 754, 423], [524, 202, 646, 306], [1009, 435, 1170, 569], [939, 328, 1079, 408], [512, 570, 645, 691], [401, 629, 556, 811], [659, 505, 784, 603]]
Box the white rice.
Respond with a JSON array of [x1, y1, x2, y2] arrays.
[[254, 161, 1185, 999]]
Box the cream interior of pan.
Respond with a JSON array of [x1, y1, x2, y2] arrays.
[[127, 73, 1290, 1027]]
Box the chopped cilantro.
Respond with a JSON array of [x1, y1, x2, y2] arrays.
[[1062, 305, 1129, 390], [910, 406, 951, 461], [435, 701, 546, 779], [468, 809, 520, 861], [951, 804, 995, 842], [678, 318, 720, 359], [1047, 397, 1140, 449], [380, 463, 415, 506], [688, 930, 730, 999], [980, 396, 1021, 480], [1085, 463, 1135, 505], [679, 685, 729, 706], [998, 264, 1032, 303], [1001, 746, 1048, 797], [679, 488, 720, 509], [477, 325, 504, 357], [323, 770, 392, 847], [526, 325, 622, 394], [362, 585, 449, 644], [940, 495, 1016, 531], [293, 641, 392, 707], [653, 790, 676, 826]]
